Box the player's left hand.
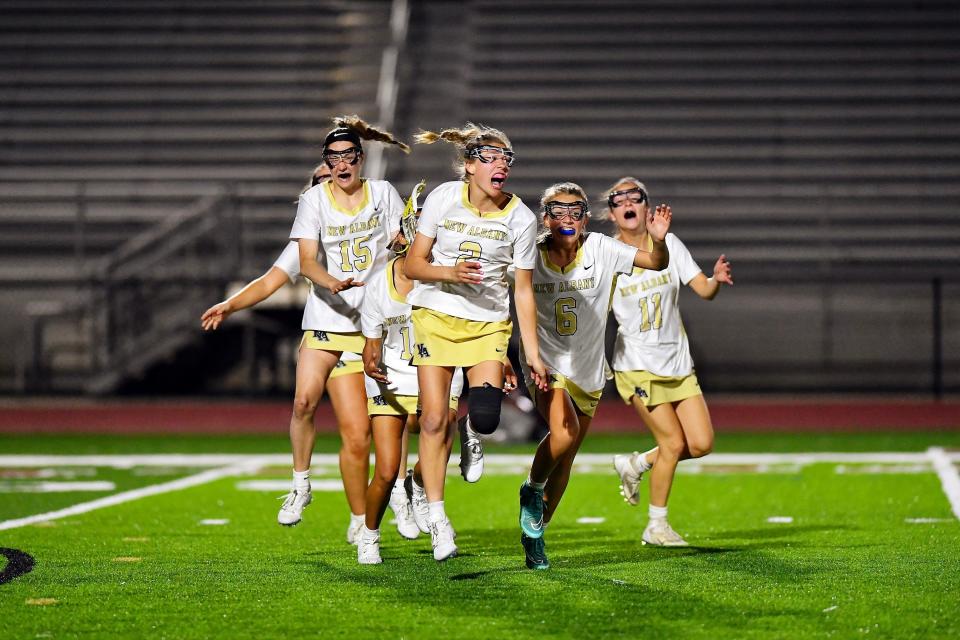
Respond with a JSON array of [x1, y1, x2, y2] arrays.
[[646, 204, 672, 242], [713, 254, 733, 285]]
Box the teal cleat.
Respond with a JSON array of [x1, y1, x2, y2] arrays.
[[519, 482, 545, 538], [521, 533, 550, 570]]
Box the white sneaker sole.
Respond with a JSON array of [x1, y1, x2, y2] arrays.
[[613, 455, 640, 506], [433, 545, 458, 562]]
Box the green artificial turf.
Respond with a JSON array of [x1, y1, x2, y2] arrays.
[[1, 434, 958, 639]]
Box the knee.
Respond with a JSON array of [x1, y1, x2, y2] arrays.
[[468, 383, 503, 435], [659, 439, 686, 460], [553, 418, 580, 448], [340, 428, 370, 459], [374, 465, 398, 487], [418, 411, 447, 437], [687, 438, 713, 459], [292, 393, 319, 420]]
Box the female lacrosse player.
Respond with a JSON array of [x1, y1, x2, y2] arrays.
[[285, 115, 409, 543], [403, 123, 548, 561], [605, 177, 732, 547], [355, 186, 465, 563], [516, 182, 671, 569]]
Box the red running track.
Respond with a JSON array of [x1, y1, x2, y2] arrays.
[[0, 398, 957, 434]]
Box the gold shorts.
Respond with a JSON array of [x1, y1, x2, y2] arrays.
[[329, 358, 364, 379], [410, 307, 510, 367], [367, 391, 460, 416], [528, 372, 603, 417], [614, 370, 701, 407], [300, 330, 365, 354]]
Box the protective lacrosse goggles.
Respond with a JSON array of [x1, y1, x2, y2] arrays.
[[544, 200, 589, 221], [395, 179, 426, 254], [607, 187, 647, 208], [322, 146, 362, 168], [465, 145, 516, 167]]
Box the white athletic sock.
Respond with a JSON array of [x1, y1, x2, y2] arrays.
[[527, 476, 547, 491], [427, 500, 446, 524], [649, 504, 668, 522], [636, 449, 655, 472], [361, 525, 379, 541], [350, 512, 365, 526], [393, 477, 406, 492], [292, 469, 310, 492]]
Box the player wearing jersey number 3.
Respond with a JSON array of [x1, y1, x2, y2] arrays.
[[605, 177, 733, 548], [404, 123, 549, 561], [517, 182, 671, 569]]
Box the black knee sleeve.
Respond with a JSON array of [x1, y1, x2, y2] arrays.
[[468, 383, 503, 435]]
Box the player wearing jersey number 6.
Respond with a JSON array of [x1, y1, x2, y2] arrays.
[[517, 182, 670, 569]]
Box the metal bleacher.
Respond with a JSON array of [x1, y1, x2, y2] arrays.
[[388, 0, 960, 393], [1, 0, 958, 394], [0, 0, 392, 392]]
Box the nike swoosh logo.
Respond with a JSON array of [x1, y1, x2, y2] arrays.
[[495, 347, 506, 353], [529, 517, 543, 531], [583, 263, 594, 270]]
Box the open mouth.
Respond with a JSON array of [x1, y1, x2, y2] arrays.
[[623, 211, 637, 220], [336, 171, 352, 181], [490, 172, 506, 189]]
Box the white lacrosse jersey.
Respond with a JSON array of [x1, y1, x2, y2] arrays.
[[361, 257, 465, 400], [361, 257, 419, 397], [273, 241, 360, 365], [406, 181, 538, 322], [611, 233, 702, 377], [289, 179, 403, 332], [272, 240, 300, 283], [525, 233, 637, 393]]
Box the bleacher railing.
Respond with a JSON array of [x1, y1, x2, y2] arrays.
[[25, 189, 238, 393]]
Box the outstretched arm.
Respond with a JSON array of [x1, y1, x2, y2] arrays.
[[688, 254, 733, 300], [200, 266, 289, 331]]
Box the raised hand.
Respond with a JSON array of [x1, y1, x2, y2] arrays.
[[646, 204, 672, 242], [713, 254, 733, 285]]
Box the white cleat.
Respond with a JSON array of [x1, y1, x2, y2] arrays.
[[613, 452, 643, 506], [389, 487, 421, 540], [277, 489, 312, 526], [458, 415, 485, 483], [357, 532, 382, 565], [404, 472, 431, 534], [346, 518, 364, 545], [430, 518, 458, 561], [642, 520, 689, 547]]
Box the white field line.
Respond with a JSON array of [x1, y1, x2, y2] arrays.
[[0, 460, 265, 532], [1, 452, 955, 469], [926, 447, 960, 520]]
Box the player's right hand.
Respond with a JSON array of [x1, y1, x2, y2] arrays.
[[200, 302, 231, 331], [328, 277, 365, 295]]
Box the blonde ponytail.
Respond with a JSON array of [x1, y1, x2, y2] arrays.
[[329, 114, 411, 153]]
